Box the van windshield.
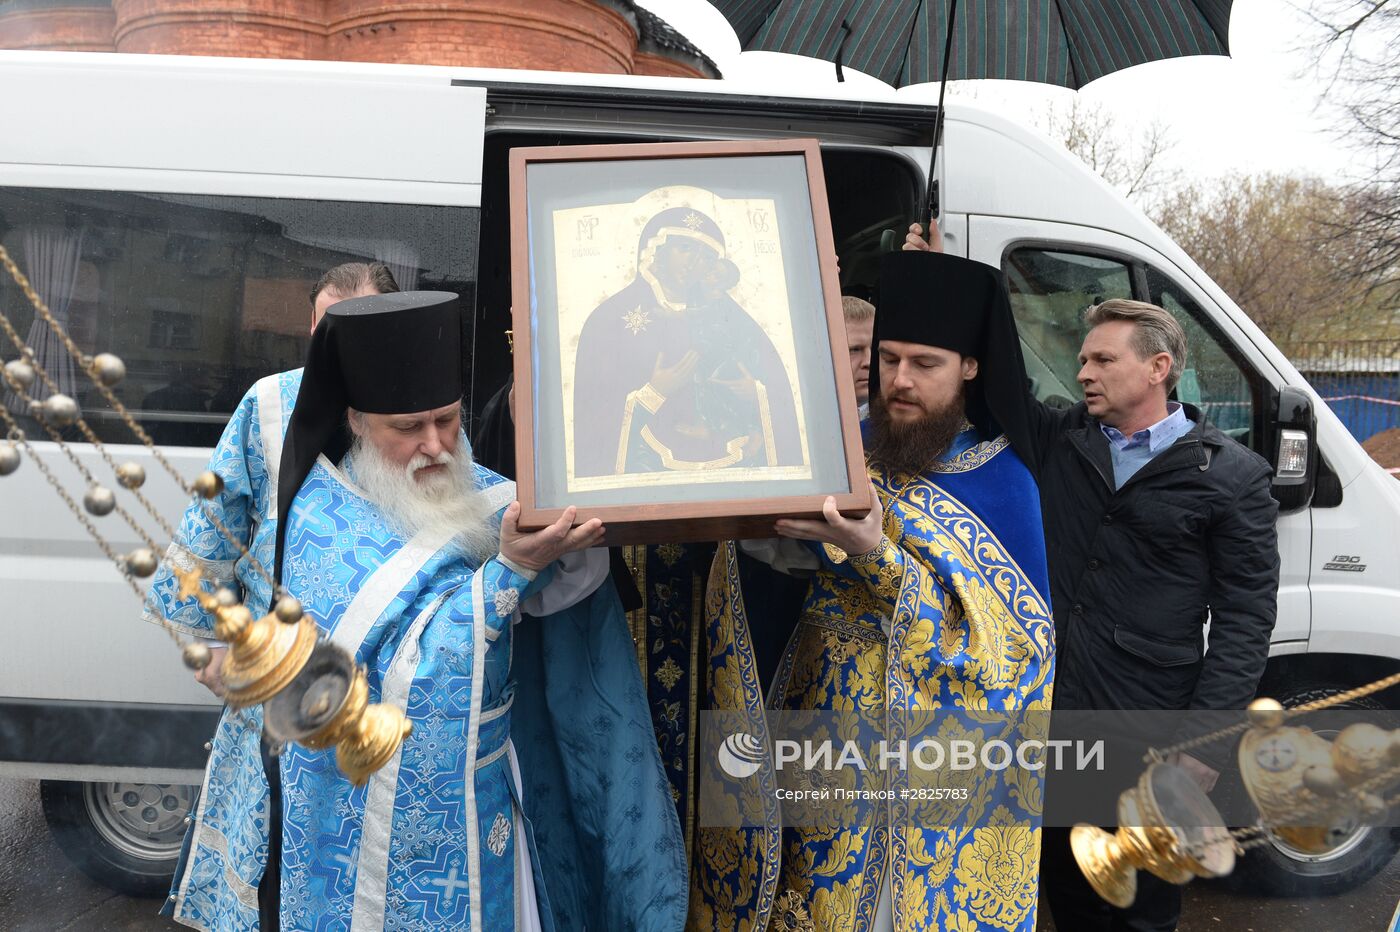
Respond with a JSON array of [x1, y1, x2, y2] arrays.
[[0, 188, 479, 448]]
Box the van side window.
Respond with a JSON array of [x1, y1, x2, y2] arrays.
[[1144, 267, 1260, 450], [0, 188, 478, 448], [1002, 248, 1133, 407]]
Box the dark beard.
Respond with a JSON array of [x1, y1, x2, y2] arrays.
[[867, 389, 968, 475]]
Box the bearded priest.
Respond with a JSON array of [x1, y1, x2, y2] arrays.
[[144, 291, 686, 932], [722, 251, 1055, 932]]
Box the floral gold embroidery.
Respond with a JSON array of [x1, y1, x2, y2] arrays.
[[952, 807, 1039, 930], [769, 891, 814, 931], [654, 656, 683, 691], [929, 435, 1009, 473], [656, 542, 684, 566]]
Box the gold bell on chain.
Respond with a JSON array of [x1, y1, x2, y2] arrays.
[[192, 470, 224, 499], [3, 358, 35, 391], [116, 462, 146, 489], [182, 641, 212, 671], [83, 485, 116, 516], [0, 440, 19, 476], [41, 393, 79, 427], [124, 547, 158, 578], [90, 352, 126, 387]]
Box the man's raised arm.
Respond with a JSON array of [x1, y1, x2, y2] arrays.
[[902, 219, 1070, 473]]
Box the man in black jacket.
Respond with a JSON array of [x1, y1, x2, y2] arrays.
[[906, 225, 1280, 930]]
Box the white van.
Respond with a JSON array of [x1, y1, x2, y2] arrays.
[[1, 49, 1397, 899]]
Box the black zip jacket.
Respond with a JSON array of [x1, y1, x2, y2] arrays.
[[1026, 401, 1280, 713]]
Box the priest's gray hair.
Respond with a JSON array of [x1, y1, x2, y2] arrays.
[[1083, 299, 1188, 393]]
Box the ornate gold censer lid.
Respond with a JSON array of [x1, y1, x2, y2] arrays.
[[1238, 701, 1400, 855]]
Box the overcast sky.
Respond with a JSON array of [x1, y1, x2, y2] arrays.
[[639, 0, 1369, 184]]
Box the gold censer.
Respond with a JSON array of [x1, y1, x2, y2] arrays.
[[1071, 762, 1236, 908], [176, 566, 411, 786]]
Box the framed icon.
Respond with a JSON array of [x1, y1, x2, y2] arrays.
[[510, 138, 868, 544]]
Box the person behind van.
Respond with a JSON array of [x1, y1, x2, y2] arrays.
[[842, 293, 875, 417], [309, 260, 398, 331], [906, 223, 1280, 931]]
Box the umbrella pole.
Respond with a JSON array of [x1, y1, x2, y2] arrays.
[[924, 0, 959, 242]]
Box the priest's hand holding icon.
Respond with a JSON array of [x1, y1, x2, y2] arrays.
[[499, 503, 606, 572], [774, 478, 884, 558]]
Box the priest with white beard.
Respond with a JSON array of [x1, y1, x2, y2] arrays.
[[145, 291, 687, 932]]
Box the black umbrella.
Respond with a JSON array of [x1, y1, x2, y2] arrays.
[[711, 0, 1233, 222]]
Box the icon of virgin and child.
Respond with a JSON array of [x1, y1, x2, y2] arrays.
[[572, 205, 806, 480]]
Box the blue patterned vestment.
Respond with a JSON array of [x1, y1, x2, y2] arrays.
[[144, 370, 687, 931]]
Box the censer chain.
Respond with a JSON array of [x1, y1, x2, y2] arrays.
[[0, 243, 276, 591]]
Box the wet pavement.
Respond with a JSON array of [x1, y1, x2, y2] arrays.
[[1188, 871, 1400, 930], [0, 777, 177, 931], [2, 774, 1397, 930]]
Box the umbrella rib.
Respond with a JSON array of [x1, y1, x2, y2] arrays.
[[1198, 0, 1231, 53], [894, 0, 929, 88], [1049, 0, 1082, 87]]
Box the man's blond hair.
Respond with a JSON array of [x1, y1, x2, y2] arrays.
[[1083, 299, 1188, 392], [842, 295, 875, 323]]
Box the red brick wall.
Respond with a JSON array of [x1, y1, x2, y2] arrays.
[[327, 0, 636, 72], [112, 1, 325, 58], [0, 6, 116, 52], [0, 1, 711, 79], [633, 51, 707, 80]]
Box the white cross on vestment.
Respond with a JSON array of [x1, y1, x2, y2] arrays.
[[431, 865, 470, 903]]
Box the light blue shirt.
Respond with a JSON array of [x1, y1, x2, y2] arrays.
[[1100, 402, 1193, 489]]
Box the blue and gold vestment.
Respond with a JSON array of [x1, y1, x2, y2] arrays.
[[693, 429, 1054, 932]]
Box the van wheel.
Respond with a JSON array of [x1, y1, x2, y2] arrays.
[[40, 779, 197, 896], [1224, 682, 1400, 896]]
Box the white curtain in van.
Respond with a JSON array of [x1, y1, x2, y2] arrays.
[[374, 241, 421, 292], [5, 226, 83, 411]]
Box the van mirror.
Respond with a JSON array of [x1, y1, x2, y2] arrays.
[[1271, 386, 1317, 512]]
